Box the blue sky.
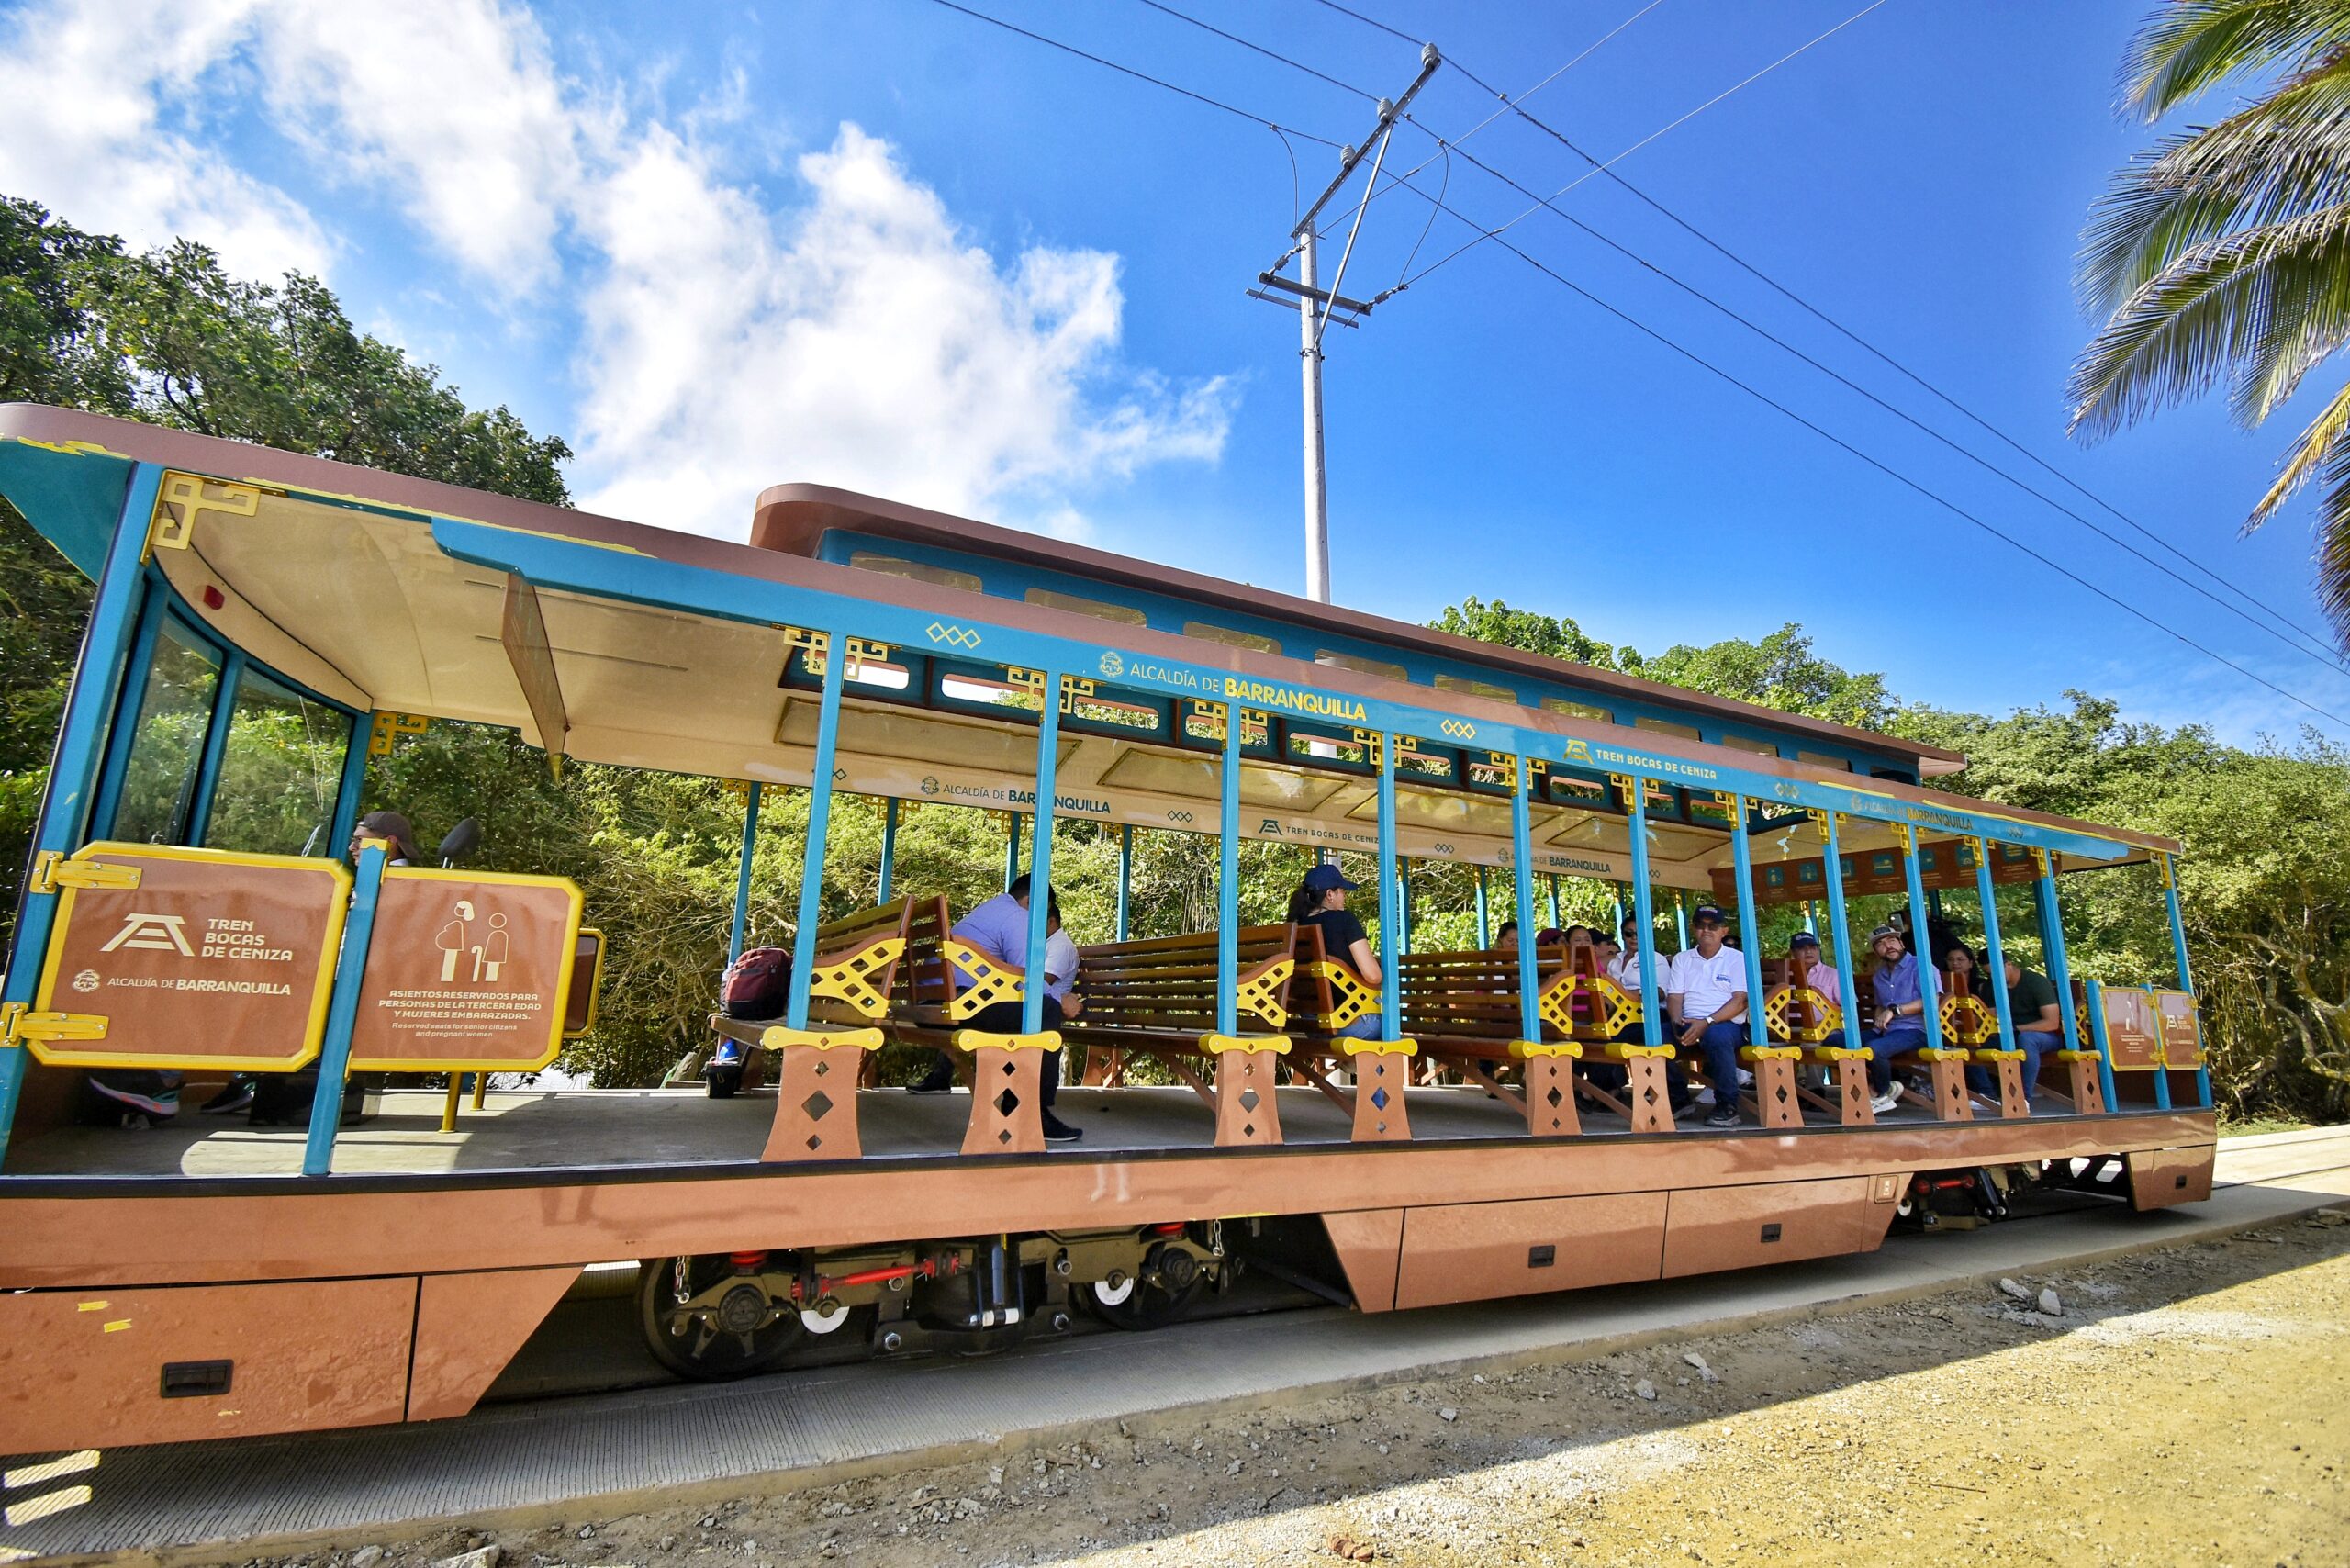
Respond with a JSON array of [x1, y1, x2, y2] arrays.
[[2, 0, 2343, 746]]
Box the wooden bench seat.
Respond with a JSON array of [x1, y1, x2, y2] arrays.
[[1057, 925, 1296, 1147], [1392, 947, 1584, 1137]]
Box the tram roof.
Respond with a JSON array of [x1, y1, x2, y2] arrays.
[[0, 406, 2178, 876]]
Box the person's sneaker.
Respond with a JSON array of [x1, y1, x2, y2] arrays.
[[1869, 1092, 1900, 1115], [1971, 1092, 2003, 1114], [1040, 1112, 1082, 1144], [908, 1064, 955, 1093], [1693, 1085, 1716, 1107], [1703, 1106, 1741, 1130], [200, 1080, 254, 1114]]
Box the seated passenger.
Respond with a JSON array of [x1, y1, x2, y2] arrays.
[[1967, 956, 2062, 1103], [1288, 863, 1384, 1039], [1861, 924, 1940, 1114], [912, 874, 1081, 1144], [1942, 940, 1989, 1002], [1534, 926, 1567, 947], [1493, 919, 1519, 951], [1666, 904, 1750, 1130], [1789, 930, 1841, 1006]]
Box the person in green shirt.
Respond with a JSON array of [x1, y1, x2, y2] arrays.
[[1969, 957, 2064, 1103]]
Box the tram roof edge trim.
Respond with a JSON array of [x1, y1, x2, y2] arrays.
[[750, 481, 1970, 779]]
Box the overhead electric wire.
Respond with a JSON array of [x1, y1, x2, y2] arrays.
[[923, 0, 2350, 729], [1176, 0, 2350, 679], [922, 0, 1345, 148]]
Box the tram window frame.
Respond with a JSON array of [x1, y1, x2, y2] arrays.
[[1796, 750, 1853, 772], [1024, 587, 1147, 626], [201, 666, 357, 858], [1181, 621, 1281, 655], [1434, 673, 1516, 703], [1540, 696, 1613, 725], [1717, 734, 1780, 757], [1314, 649, 1407, 681], [1633, 715, 1702, 741], [106, 611, 224, 846], [847, 551, 982, 594]]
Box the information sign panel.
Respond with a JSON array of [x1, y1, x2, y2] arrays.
[[345, 868, 582, 1071]]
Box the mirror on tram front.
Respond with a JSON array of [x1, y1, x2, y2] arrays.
[[437, 816, 483, 867]]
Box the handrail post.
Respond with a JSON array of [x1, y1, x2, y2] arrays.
[[2085, 978, 2121, 1110], [0, 463, 161, 1168], [304, 844, 386, 1176], [1727, 795, 1768, 1050], [1973, 840, 2016, 1054], [1022, 671, 1064, 1036], [1509, 756, 1539, 1043], [1115, 823, 1134, 942], [1625, 779, 1662, 1049], [2160, 851, 2210, 1107], [1474, 867, 1490, 949], [1376, 730, 1400, 1042], [1899, 827, 1944, 1052], [327, 710, 374, 862], [1819, 812, 1863, 1054], [1214, 704, 1240, 1037], [729, 781, 762, 964], [878, 795, 898, 903], [184, 647, 246, 846], [785, 644, 848, 1030], [1673, 890, 1689, 952]]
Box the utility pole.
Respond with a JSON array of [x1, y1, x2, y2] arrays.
[[1248, 42, 1440, 604]]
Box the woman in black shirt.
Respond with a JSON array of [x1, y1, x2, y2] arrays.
[[1287, 863, 1383, 1039]]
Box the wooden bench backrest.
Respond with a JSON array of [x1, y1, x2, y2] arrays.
[[1394, 947, 1571, 1041], [1077, 924, 1295, 1034], [801, 898, 913, 1027], [898, 894, 964, 1014]]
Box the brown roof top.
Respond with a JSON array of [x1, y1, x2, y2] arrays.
[[751, 482, 1969, 776]]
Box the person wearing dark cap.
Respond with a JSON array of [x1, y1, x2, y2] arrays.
[[1664, 904, 1750, 1130], [1789, 930, 1841, 1006], [1861, 923, 1939, 1114], [912, 873, 1082, 1143], [1288, 863, 1384, 1039]]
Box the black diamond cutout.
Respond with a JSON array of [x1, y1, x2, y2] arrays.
[[1239, 1089, 1259, 1112], [806, 1134, 822, 1150], [999, 1128, 1013, 1144], [814, 1058, 830, 1077], [1002, 1060, 1016, 1075], [802, 1091, 834, 1121], [1243, 1123, 1256, 1137], [995, 1087, 1020, 1117], [1546, 1085, 1563, 1108]]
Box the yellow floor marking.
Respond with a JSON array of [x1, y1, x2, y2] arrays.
[[3, 1485, 91, 1527], [74, 1301, 106, 1313], [3, 1450, 97, 1487], [100, 1320, 130, 1333]]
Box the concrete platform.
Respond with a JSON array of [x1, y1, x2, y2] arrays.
[[2, 1126, 2342, 1564], [3, 1080, 2061, 1178]]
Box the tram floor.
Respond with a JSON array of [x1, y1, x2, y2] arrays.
[[4, 1080, 2059, 1178]]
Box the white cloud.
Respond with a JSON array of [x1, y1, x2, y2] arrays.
[[570, 124, 1231, 534], [0, 0, 330, 279], [0, 0, 1234, 535]]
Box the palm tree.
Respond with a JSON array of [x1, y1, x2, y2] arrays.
[[2072, 0, 2350, 647]]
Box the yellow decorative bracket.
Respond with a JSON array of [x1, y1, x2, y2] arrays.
[[2155, 852, 2177, 890], [148, 471, 260, 558], [1509, 1038, 1583, 1060], [0, 1003, 108, 1048], [2030, 846, 2052, 878], [1554, 972, 1639, 1040], [1485, 752, 1545, 792], [1201, 1033, 1292, 1056], [28, 852, 140, 895], [1739, 1045, 1804, 1061], [1609, 773, 1669, 812], [1341, 1036, 1417, 1057], [1233, 958, 1294, 1029], [1306, 958, 1378, 1031], [1353, 729, 1384, 769], [369, 712, 429, 756], [944, 938, 1025, 1021], [950, 1027, 1062, 1054], [756, 1024, 885, 1052], [808, 937, 907, 1020], [1763, 986, 1842, 1044]]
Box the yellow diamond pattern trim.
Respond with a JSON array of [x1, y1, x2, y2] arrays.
[[1307, 959, 1378, 1031], [950, 1028, 1062, 1054], [1938, 992, 1997, 1047], [1509, 1038, 1583, 1060], [944, 938, 1025, 1021], [1201, 1033, 1292, 1056], [807, 937, 905, 1020], [1234, 959, 1294, 1029], [1342, 1036, 1417, 1058], [755, 1025, 885, 1052], [1763, 986, 1843, 1044]]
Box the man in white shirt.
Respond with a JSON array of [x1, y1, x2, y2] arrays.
[[1666, 904, 1751, 1130]]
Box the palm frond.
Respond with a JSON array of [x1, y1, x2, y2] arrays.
[[2247, 375, 2350, 527], [2304, 408, 2350, 643], [2071, 204, 2350, 437], [2122, 0, 2350, 120]]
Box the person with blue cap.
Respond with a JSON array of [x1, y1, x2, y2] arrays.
[[1288, 862, 1384, 1039]]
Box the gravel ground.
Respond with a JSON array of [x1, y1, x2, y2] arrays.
[[266, 1208, 2349, 1568]]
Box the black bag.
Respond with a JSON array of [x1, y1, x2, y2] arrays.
[[249, 1070, 382, 1127], [720, 946, 792, 1021]]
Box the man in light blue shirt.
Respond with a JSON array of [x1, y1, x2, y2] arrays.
[[1861, 924, 1940, 1114], [912, 875, 1081, 1143]]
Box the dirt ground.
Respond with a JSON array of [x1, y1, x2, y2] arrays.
[[294, 1210, 2350, 1568]]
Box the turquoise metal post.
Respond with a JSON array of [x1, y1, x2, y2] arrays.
[[1474, 868, 1490, 949], [1626, 782, 1663, 1049], [1726, 796, 1770, 1049], [1803, 901, 1818, 936], [1899, 830, 1944, 1052], [2085, 979, 2121, 1109], [1611, 892, 1624, 933], [303, 844, 386, 1176], [1673, 891, 1689, 951], [2033, 864, 2079, 1053], [1395, 860, 1412, 956], [1003, 810, 1021, 892], [2160, 852, 2210, 1106], [1819, 813, 1863, 1054], [1546, 875, 1561, 929], [1509, 757, 1539, 1043], [1928, 888, 1945, 924], [878, 795, 898, 902], [1021, 670, 1065, 1036], [327, 711, 373, 860], [784, 644, 849, 1032], [1376, 732, 1400, 1041], [0, 465, 161, 1164], [1214, 700, 1240, 1036], [87, 585, 168, 837], [1115, 823, 1134, 942], [728, 782, 762, 964], [184, 647, 246, 845], [1972, 840, 2016, 1053]]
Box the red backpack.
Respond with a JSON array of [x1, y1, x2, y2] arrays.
[[720, 946, 792, 1021]]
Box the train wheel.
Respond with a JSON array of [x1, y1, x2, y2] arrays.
[[1082, 1245, 1208, 1332], [638, 1254, 804, 1380]]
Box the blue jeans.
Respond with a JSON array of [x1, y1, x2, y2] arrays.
[[1968, 1030, 2057, 1098], [1686, 1021, 1746, 1105], [1334, 1014, 1382, 1040], [1863, 1026, 1928, 1093]]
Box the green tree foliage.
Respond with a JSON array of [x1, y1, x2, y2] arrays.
[[2074, 0, 2350, 646]]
